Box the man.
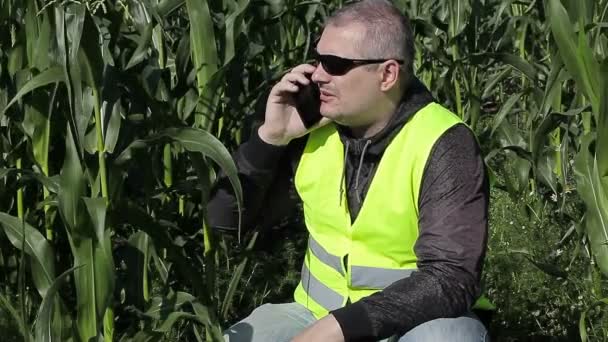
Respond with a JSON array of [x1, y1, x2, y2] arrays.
[[208, 0, 491, 341]]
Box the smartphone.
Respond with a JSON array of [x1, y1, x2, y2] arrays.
[[294, 75, 322, 129]]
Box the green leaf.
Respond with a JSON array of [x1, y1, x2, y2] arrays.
[[154, 312, 205, 332], [547, 0, 600, 113], [33, 266, 82, 342], [157, 0, 185, 18], [490, 93, 521, 136], [22, 91, 52, 179], [143, 291, 196, 318], [127, 231, 152, 307], [55, 4, 87, 157], [111, 201, 208, 297], [57, 128, 102, 341], [186, 0, 220, 130], [537, 153, 558, 195], [82, 197, 115, 318], [115, 127, 243, 235], [7, 44, 25, 77], [126, 23, 154, 70], [0, 67, 63, 117], [57, 127, 87, 236], [596, 60, 608, 190], [447, 0, 471, 39], [104, 100, 122, 154], [0, 289, 31, 340], [573, 134, 608, 276], [221, 231, 258, 319], [482, 68, 510, 100], [491, 53, 537, 82], [0, 168, 60, 193], [579, 298, 608, 342], [531, 107, 586, 163], [162, 128, 241, 209], [223, 0, 250, 64], [0, 213, 56, 297]]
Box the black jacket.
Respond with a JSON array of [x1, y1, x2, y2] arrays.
[[207, 78, 489, 341]]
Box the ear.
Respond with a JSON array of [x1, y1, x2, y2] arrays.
[[379, 60, 401, 92]]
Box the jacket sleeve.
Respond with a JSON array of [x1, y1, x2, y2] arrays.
[[206, 127, 305, 233], [330, 124, 489, 341]]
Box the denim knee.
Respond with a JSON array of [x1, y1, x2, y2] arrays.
[[398, 313, 489, 342]]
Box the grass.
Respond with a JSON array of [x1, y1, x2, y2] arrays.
[[485, 164, 608, 340]]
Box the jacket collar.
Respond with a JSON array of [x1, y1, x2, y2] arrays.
[[335, 77, 435, 158]]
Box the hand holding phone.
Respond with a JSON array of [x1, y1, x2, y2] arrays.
[[294, 75, 323, 129], [260, 64, 323, 146]]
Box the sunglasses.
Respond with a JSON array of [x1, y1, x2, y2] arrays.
[[312, 50, 404, 76]]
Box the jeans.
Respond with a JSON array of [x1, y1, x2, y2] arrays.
[[223, 302, 489, 342]]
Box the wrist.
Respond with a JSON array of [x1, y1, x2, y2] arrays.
[[258, 124, 290, 146]]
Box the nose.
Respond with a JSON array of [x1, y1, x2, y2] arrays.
[[311, 62, 330, 84]]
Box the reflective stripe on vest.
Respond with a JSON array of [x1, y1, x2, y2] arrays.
[[308, 235, 414, 288], [351, 266, 415, 288], [309, 236, 344, 276], [300, 263, 345, 311]]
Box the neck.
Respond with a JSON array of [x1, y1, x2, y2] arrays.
[[349, 100, 399, 139]]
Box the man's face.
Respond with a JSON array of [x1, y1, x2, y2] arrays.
[[311, 23, 383, 127]]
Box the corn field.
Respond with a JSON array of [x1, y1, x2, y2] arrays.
[[0, 0, 606, 340]]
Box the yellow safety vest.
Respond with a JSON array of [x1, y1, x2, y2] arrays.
[[293, 102, 494, 318]]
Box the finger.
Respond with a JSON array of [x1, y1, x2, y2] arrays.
[[271, 79, 301, 95], [281, 72, 311, 86], [290, 63, 317, 76]]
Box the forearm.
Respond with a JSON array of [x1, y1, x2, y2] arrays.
[[332, 268, 478, 340]]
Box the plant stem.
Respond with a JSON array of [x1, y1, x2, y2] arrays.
[[93, 89, 108, 201], [163, 143, 173, 191], [16, 158, 24, 220], [44, 114, 52, 241], [93, 86, 113, 342], [453, 62, 463, 117]]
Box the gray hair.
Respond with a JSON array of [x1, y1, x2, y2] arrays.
[[326, 0, 415, 80]]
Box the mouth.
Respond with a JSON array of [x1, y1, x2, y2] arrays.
[[319, 89, 335, 102]]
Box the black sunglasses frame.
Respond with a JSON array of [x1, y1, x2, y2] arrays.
[[312, 51, 404, 76]]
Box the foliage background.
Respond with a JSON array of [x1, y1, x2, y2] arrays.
[[0, 0, 607, 341]]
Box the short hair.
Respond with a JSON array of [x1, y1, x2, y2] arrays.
[[325, 0, 415, 80]]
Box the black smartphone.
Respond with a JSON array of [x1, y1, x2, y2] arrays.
[[294, 75, 322, 129]]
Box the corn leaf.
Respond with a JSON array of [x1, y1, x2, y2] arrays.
[[579, 298, 608, 342], [57, 127, 100, 341], [110, 201, 208, 296], [0, 291, 31, 341], [127, 231, 152, 307], [186, 0, 219, 130], [221, 230, 258, 319], [0, 67, 63, 117], [0, 212, 56, 298], [573, 134, 608, 276], [547, 0, 600, 113], [0, 168, 60, 193], [82, 197, 115, 316], [157, 0, 185, 18], [223, 0, 250, 64], [115, 127, 243, 235], [126, 23, 154, 70], [33, 265, 81, 342], [596, 60, 608, 189], [490, 93, 521, 136]]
